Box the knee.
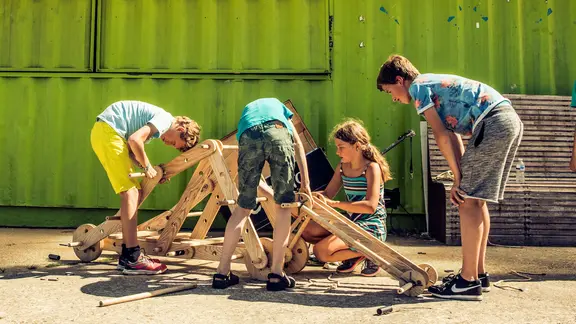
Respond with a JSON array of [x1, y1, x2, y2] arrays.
[[312, 244, 327, 262], [459, 198, 485, 212]]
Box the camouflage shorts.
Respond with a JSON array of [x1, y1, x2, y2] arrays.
[[237, 120, 296, 210]]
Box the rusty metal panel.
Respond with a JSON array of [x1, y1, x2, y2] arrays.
[[97, 0, 330, 73], [0, 0, 95, 71]]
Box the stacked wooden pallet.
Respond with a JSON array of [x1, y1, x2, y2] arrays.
[[427, 95, 576, 246]]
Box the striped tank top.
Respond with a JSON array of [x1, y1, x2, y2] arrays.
[[340, 162, 387, 222]]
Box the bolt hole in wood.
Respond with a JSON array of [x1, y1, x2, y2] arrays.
[[184, 158, 188, 163], [166, 216, 170, 220], [245, 229, 249, 233], [100, 229, 104, 234], [220, 172, 225, 178], [147, 227, 151, 230], [199, 171, 204, 176], [84, 229, 89, 233], [113, 242, 116, 247], [203, 219, 207, 223], [212, 251, 217, 256], [297, 248, 303, 254]]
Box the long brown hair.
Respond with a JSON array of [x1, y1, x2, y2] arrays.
[[331, 119, 392, 183]]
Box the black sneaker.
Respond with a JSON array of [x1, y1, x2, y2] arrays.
[[360, 259, 381, 277], [443, 272, 491, 292], [336, 257, 365, 273], [479, 273, 491, 292], [429, 274, 482, 301]]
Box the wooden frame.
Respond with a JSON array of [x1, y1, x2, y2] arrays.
[[273, 193, 438, 296], [64, 140, 278, 277]]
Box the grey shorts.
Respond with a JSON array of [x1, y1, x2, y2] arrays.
[[459, 104, 524, 203]]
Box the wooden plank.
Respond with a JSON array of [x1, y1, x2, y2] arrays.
[[155, 157, 217, 254], [189, 187, 223, 240], [303, 197, 429, 280]]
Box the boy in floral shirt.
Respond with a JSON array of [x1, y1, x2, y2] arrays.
[[376, 55, 523, 301]]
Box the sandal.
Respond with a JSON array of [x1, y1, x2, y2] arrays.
[[212, 272, 240, 289], [266, 273, 296, 291]]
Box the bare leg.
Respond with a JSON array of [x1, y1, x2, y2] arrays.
[[301, 220, 331, 244], [313, 234, 363, 262], [119, 187, 140, 248], [458, 198, 485, 281], [216, 206, 251, 275], [477, 202, 490, 274], [270, 204, 291, 275]]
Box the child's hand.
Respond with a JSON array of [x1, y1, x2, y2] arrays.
[[324, 198, 340, 208], [450, 184, 466, 206], [144, 163, 157, 179]]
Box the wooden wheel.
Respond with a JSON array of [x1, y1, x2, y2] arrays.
[[398, 270, 427, 297], [259, 236, 309, 275], [72, 224, 104, 262], [245, 235, 309, 281], [418, 263, 438, 287]]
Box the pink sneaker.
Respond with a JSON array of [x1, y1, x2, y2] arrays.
[[122, 254, 167, 275]]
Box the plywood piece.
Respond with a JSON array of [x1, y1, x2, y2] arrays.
[[77, 220, 122, 252], [300, 198, 429, 281], [190, 188, 224, 239], [208, 144, 268, 269], [155, 157, 217, 253]]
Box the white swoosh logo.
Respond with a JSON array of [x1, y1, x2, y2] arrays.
[[451, 284, 480, 293]]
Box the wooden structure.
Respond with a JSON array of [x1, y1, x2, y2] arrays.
[[63, 139, 308, 279], [260, 193, 438, 296], [66, 99, 438, 296], [427, 95, 576, 246]]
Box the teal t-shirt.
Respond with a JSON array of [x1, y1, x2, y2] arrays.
[[236, 98, 294, 140], [97, 101, 174, 142]]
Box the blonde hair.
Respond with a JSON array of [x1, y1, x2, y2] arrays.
[[376, 54, 420, 87], [330, 119, 392, 183], [175, 116, 201, 152]]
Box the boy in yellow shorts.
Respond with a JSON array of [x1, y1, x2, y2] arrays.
[[91, 100, 201, 275]]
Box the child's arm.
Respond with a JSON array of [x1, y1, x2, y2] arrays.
[[449, 132, 465, 158], [318, 165, 343, 199], [423, 109, 466, 205], [326, 163, 381, 214], [128, 124, 158, 178], [287, 120, 313, 201]]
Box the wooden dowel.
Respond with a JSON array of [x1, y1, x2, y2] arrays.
[[281, 202, 302, 208], [200, 144, 210, 149], [129, 172, 145, 178], [60, 242, 83, 247], [98, 284, 197, 307], [106, 216, 121, 221], [221, 145, 238, 150], [187, 211, 203, 217], [217, 197, 267, 206], [396, 282, 414, 294]]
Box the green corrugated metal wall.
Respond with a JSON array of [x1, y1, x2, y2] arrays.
[[1, 0, 575, 227]]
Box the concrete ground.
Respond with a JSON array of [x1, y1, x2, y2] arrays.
[[0, 228, 575, 324]]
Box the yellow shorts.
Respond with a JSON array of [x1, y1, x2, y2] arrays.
[[91, 121, 141, 194]]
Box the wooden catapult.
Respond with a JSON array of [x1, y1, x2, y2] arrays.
[[64, 100, 437, 296], [62, 139, 307, 280]]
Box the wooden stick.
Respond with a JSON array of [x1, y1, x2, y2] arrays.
[[60, 242, 83, 247], [221, 145, 238, 150], [129, 172, 146, 178], [98, 284, 197, 307]]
